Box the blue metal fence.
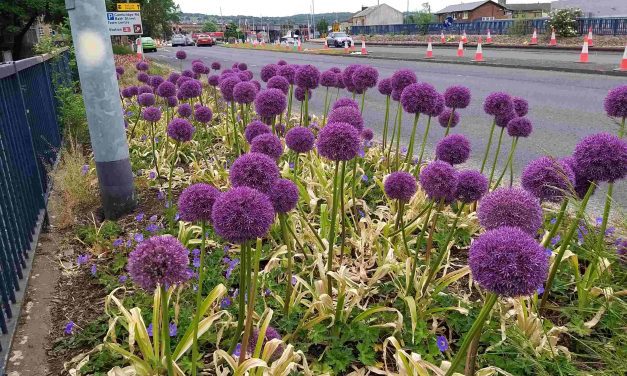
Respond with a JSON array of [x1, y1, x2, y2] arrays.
[[351, 17, 627, 36], [0, 50, 68, 357]]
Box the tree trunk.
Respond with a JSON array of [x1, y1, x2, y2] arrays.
[[11, 15, 37, 60]]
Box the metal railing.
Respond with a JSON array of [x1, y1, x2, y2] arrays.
[[0, 49, 69, 363]]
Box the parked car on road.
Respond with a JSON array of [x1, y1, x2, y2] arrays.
[[326, 32, 353, 47], [171, 34, 187, 47], [135, 37, 157, 52], [195, 34, 215, 47]]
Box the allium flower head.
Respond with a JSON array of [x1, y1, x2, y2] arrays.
[[436, 134, 471, 165], [212, 187, 275, 243], [521, 156, 574, 202], [361, 128, 374, 141], [219, 75, 242, 102], [116, 66, 125, 76], [513, 96, 529, 117], [248, 327, 283, 356], [427, 93, 445, 117], [138, 85, 153, 95], [294, 86, 312, 102], [251, 80, 261, 91], [484, 92, 514, 116], [166, 96, 178, 107], [400, 82, 440, 115], [573, 132, 627, 183], [478, 187, 543, 235], [157, 81, 176, 98], [178, 183, 221, 223], [604, 85, 627, 118], [469, 226, 548, 297], [285, 126, 315, 153], [175, 50, 187, 60], [277, 64, 296, 84], [178, 79, 202, 99], [419, 160, 458, 202], [167, 118, 195, 142], [176, 76, 191, 87], [455, 170, 488, 203], [391, 69, 417, 92], [137, 72, 150, 83], [495, 110, 516, 128], [137, 93, 155, 107], [233, 81, 258, 104], [444, 85, 471, 109], [238, 62, 248, 71], [142, 106, 162, 122], [150, 75, 165, 89], [229, 152, 280, 193], [238, 71, 252, 81], [269, 178, 299, 213], [439, 108, 460, 128], [194, 106, 213, 123], [244, 120, 271, 143], [260, 64, 278, 82], [384, 171, 417, 202], [250, 133, 283, 160], [316, 122, 361, 161], [277, 59, 288, 66], [136, 61, 149, 71], [177, 103, 193, 118], [561, 156, 594, 199], [327, 106, 364, 131], [332, 97, 359, 111], [211, 61, 221, 70], [507, 116, 533, 137], [320, 70, 338, 88], [168, 72, 181, 84], [342, 64, 361, 92], [391, 89, 402, 102], [267, 76, 290, 95], [295, 64, 320, 89], [352, 65, 379, 91], [208, 74, 220, 86], [255, 88, 287, 119], [128, 235, 191, 290], [378, 77, 393, 96], [335, 73, 346, 89]]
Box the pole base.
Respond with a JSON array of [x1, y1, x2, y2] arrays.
[[96, 158, 137, 219]]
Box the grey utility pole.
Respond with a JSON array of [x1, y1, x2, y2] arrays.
[[65, 0, 136, 218]]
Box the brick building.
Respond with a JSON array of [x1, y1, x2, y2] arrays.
[[434, 0, 509, 23]]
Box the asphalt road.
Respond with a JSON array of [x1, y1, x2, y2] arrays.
[[148, 45, 625, 216]]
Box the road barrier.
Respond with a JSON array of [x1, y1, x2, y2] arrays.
[[0, 49, 69, 365]]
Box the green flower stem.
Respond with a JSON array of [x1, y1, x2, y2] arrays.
[[340, 161, 349, 259], [394, 103, 403, 171], [541, 199, 569, 248], [388, 203, 433, 237], [360, 91, 366, 114], [407, 202, 434, 296], [190, 222, 208, 376], [160, 285, 174, 376], [326, 161, 342, 295], [479, 119, 497, 173], [350, 157, 358, 224], [416, 115, 432, 168], [487, 127, 505, 183], [398, 202, 412, 267], [279, 214, 294, 316], [129, 105, 143, 139], [493, 137, 518, 189], [230, 102, 240, 155], [445, 293, 498, 376], [149, 121, 161, 179], [386, 103, 400, 172], [404, 113, 421, 166], [322, 87, 330, 125], [299, 101, 303, 126], [167, 142, 180, 209], [213, 87, 218, 109], [333, 281, 346, 326], [287, 85, 294, 123], [304, 91, 309, 126], [240, 240, 261, 364], [444, 108, 456, 137], [540, 183, 595, 312], [229, 242, 247, 354], [382, 95, 391, 150], [293, 153, 299, 182]]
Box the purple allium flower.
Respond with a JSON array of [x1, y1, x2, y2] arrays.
[[329, 66, 341, 74], [176, 76, 192, 88], [484, 92, 514, 116], [391, 69, 417, 92], [65, 321, 75, 335], [455, 170, 489, 203], [352, 65, 379, 91], [177, 103, 193, 118], [277, 59, 288, 66], [150, 75, 165, 89], [121, 87, 133, 98], [560, 156, 594, 199], [478, 187, 543, 235], [167, 72, 181, 84], [113, 238, 124, 247], [469, 226, 548, 297], [294, 86, 312, 102], [192, 61, 206, 74], [119, 274, 128, 283], [208, 74, 220, 86], [138, 85, 153, 95], [178, 79, 202, 99], [495, 110, 517, 128], [250, 80, 261, 91], [91, 264, 97, 276], [142, 106, 162, 122], [277, 64, 296, 84], [178, 183, 221, 223], [335, 73, 346, 89], [384, 171, 417, 202], [285, 126, 315, 153], [573, 132, 627, 183], [260, 64, 278, 82], [341, 64, 361, 92], [236, 62, 247, 71], [233, 81, 258, 104], [268, 178, 299, 213], [137, 72, 150, 83], [194, 106, 213, 123], [436, 134, 471, 165], [320, 70, 338, 88], [512, 97, 529, 117], [332, 97, 359, 111], [444, 85, 471, 109], [438, 108, 460, 128], [250, 133, 283, 160], [436, 335, 449, 352], [248, 327, 283, 356], [229, 152, 280, 193], [604, 85, 627, 118], [136, 61, 149, 71], [156, 81, 176, 98], [267, 76, 290, 95], [244, 120, 271, 143], [361, 128, 374, 141], [127, 235, 191, 290], [219, 75, 242, 102], [400, 82, 440, 115], [507, 116, 533, 137], [377, 77, 393, 96], [327, 106, 364, 131], [136, 212, 145, 221], [175, 50, 187, 60], [427, 93, 445, 117], [521, 156, 575, 202], [77, 254, 90, 266], [419, 160, 458, 202], [116, 66, 125, 76], [316, 122, 361, 161], [137, 93, 155, 107], [254, 88, 287, 119], [169, 322, 177, 337], [167, 118, 195, 142], [212, 186, 275, 243], [81, 164, 89, 176], [210, 61, 221, 70]]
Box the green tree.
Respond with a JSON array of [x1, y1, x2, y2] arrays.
[[547, 8, 583, 37], [0, 0, 67, 59], [317, 18, 329, 36], [202, 19, 218, 32], [224, 22, 239, 40]]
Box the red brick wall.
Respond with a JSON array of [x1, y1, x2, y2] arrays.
[[470, 3, 509, 21]]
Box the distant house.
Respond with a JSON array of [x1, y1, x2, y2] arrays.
[[434, 0, 509, 23], [505, 2, 552, 19], [551, 0, 627, 17], [350, 3, 404, 26]]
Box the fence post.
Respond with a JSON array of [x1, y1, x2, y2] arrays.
[[65, 0, 136, 219]]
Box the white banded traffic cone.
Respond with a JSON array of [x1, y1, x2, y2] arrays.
[[457, 39, 464, 57], [298, 39, 303, 52], [473, 36, 484, 62], [425, 37, 434, 59], [462, 30, 468, 43], [486, 28, 492, 44], [344, 39, 348, 53], [361, 39, 368, 55], [616, 43, 627, 71], [549, 27, 557, 46], [440, 30, 446, 44], [587, 27, 594, 47], [324, 39, 329, 49], [530, 28, 538, 45], [579, 39, 589, 63], [137, 39, 143, 60]]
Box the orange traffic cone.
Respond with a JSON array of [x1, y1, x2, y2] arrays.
[[361, 39, 368, 55], [587, 27, 594, 47], [486, 28, 492, 44], [440, 30, 446, 44], [298, 39, 303, 52], [462, 30, 468, 43], [616, 43, 627, 71], [425, 37, 434, 59], [473, 36, 484, 62], [530, 28, 538, 45], [549, 27, 557, 46], [457, 39, 464, 57], [579, 39, 589, 63], [324, 39, 329, 49]]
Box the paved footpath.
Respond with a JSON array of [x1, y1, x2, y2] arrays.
[[150, 45, 626, 215]]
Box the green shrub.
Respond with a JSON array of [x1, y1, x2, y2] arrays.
[[547, 8, 583, 37], [508, 19, 529, 36], [112, 44, 133, 55], [56, 85, 89, 144]]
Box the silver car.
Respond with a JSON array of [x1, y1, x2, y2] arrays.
[[326, 32, 353, 48], [171, 34, 186, 47]]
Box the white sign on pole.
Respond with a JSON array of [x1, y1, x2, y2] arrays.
[[106, 12, 143, 35]]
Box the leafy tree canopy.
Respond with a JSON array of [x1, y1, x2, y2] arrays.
[[202, 19, 218, 33]]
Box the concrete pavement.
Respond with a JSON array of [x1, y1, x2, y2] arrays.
[[148, 45, 626, 215]]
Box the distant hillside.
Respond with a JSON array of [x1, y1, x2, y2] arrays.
[[179, 12, 355, 25]]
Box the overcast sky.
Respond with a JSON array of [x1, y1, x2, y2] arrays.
[[175, 0, 538, 17]]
